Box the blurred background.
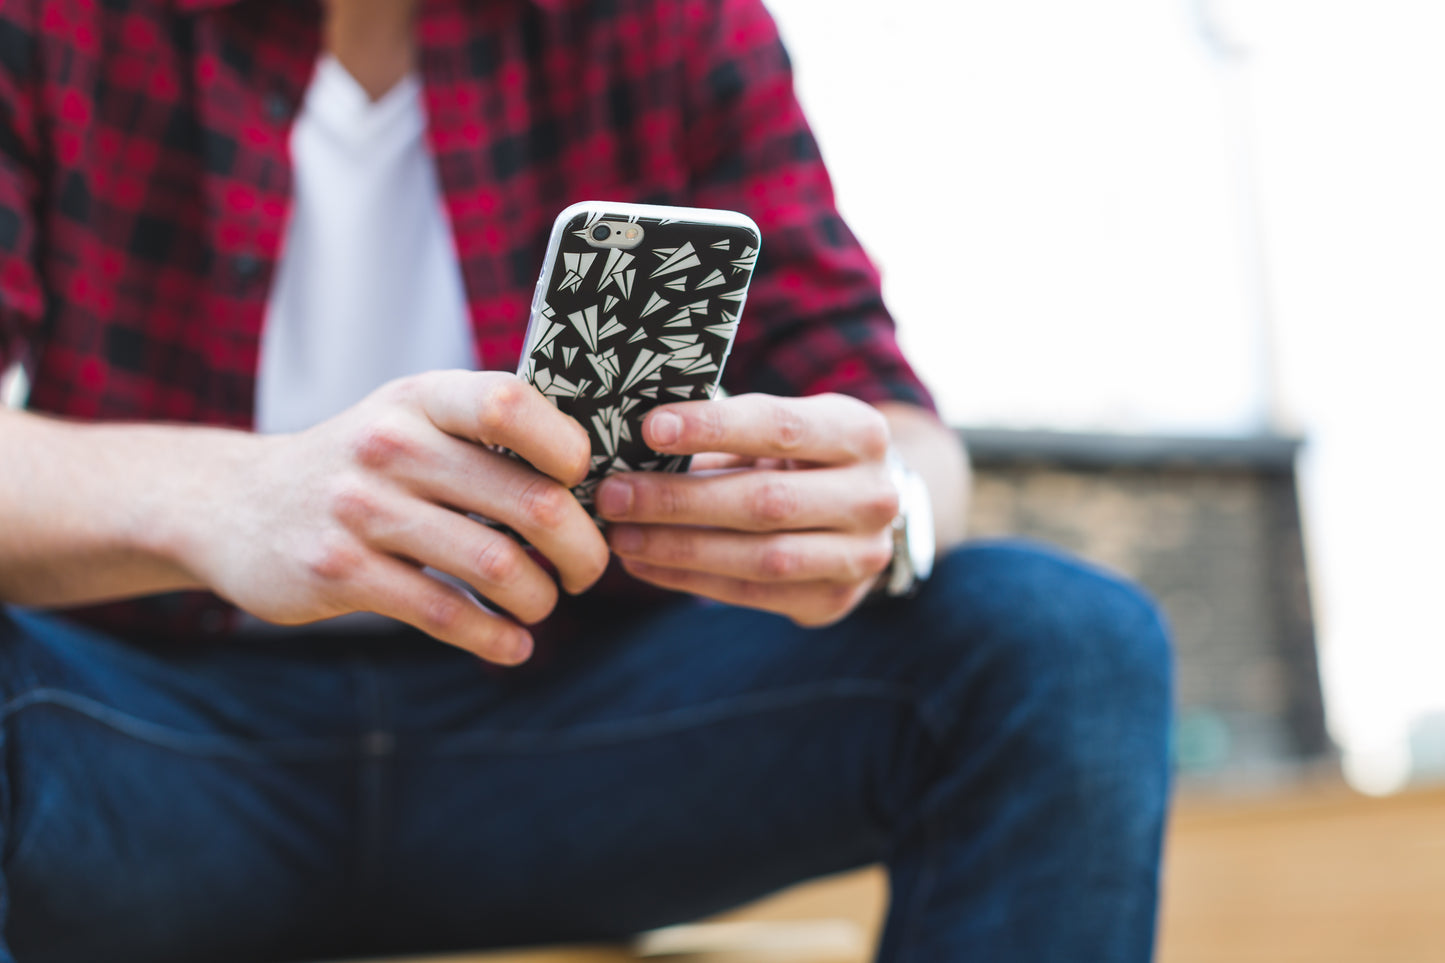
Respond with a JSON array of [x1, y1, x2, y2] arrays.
[[755, 0, 1444, 960], [765, 0, 1445, 798]]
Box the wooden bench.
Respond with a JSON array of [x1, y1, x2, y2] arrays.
[[341, 783, 1445, 963]]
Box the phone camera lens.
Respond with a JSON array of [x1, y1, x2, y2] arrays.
[[591, 225, 611, 242]]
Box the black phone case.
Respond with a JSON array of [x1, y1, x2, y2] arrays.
[[518, 204, 761, 521]]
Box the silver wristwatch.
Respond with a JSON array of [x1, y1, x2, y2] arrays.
[[879, 448, 935, 597]]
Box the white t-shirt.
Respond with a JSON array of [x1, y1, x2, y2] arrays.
[[245, 56, 477, 634], [255, 54, 475, 435]]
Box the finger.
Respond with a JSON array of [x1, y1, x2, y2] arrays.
[[351, 493, 559, 625], [385, 437, 610, 595], [352, 555, 534, 665], [642, 394, 890, 465], [688, 454, 793, 474], [689, 452, 755, 472], [608, 525, 893, 585], [620, 559, 868, 628], [427, 439, 609, 589], [596, 465, 900, 534], [411, 370, 592, 488]]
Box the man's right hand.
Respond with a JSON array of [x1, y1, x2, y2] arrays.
[[179, 370, 609, 665]]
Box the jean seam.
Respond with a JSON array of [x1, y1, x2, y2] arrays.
[[6, 785, 52, 882], [0, 681, 947, 757], [0, 689, 355, 761], [889, 791, 942, 963], [352, 656, 392, 903], [1, 723, 10, 927], [426, 679, 932, 755]]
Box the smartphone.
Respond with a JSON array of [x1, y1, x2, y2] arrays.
[[515, 201, 762, 520]]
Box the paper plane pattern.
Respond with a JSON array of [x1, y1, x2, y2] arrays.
[[559, 251, 597, 293], [599, 248, 637, 300], [650, 242, 702, 279], [514, 206, 761, 521]]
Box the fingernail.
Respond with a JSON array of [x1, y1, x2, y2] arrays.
[[649, 411, 681, 448], [597, 478, 633, 518], [610, 525, 643, 554], [501, 631, 533, 666]]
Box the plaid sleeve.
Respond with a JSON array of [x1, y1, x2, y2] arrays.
[[0, 6, 44, 374], [680, 0, 934, 411]]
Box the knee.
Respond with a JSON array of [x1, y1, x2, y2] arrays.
[[921, 541, 1173, 732], [892, 542, 1172, 843]]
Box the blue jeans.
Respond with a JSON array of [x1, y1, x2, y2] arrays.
[[0, 541, 1171, 962]]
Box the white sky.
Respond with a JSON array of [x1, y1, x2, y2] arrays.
[[767, 0, 1445, 792]]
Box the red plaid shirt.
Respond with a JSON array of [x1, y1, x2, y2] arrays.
[[0, 0, 932, 643]]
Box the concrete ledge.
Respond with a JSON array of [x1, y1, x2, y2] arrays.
[[959, 428, 1304, 474]]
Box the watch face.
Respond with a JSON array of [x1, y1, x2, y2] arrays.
[[880, 453, 934, 597], [906, 471, 936, 582]]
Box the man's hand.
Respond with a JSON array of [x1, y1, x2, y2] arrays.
[[180, 371, 610, 664], [596, 393, 899, 627]]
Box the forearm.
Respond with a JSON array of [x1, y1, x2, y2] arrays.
[[0, 407, 248, 607], [876, 401, 970, 553]]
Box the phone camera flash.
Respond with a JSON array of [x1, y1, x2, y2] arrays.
[[582, 218, 645, 250]]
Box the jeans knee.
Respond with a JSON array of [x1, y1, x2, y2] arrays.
[[922, 541, 1173, 742], [1046, 552, 1173, 710]]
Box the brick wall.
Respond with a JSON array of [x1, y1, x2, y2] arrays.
[[961, 430, 1333, 788]]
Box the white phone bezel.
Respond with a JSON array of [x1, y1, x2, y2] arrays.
[[516, 201, 761, 371]]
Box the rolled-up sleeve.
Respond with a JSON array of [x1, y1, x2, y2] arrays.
[[681, 0, 934, 411], [0, 6, 45, 374]]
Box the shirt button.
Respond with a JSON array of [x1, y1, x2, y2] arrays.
[[234, 253, 262, 281], [263, 91, 292, 124]]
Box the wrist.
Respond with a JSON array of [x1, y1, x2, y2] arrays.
[[123, 423, 264, 591]]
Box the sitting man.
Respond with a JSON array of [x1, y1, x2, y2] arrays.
[[0, 0, 1172, 960]]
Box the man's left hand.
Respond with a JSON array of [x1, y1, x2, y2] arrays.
[[596, 393, 900, 626]]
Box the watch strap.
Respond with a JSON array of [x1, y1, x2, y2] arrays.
[[876, 448, 934, 598]]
